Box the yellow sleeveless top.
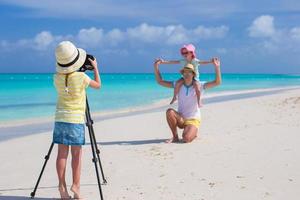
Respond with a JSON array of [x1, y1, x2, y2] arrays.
[[54, 72, 91, 123]]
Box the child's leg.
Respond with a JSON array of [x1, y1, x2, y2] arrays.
[[56, 144, 70, 199], [193, 80, 202, 107], [170, 78, 184, 104], [70, 145, 82, 199]]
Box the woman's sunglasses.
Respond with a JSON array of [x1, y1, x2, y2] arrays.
[[183, 70, 194, 75]]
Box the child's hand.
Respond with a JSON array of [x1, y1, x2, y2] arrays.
[[89, 58, 98, 71]]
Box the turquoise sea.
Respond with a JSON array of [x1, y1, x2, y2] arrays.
[[0, 73, 299, 121]]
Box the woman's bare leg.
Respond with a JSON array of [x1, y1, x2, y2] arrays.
[[165, 108, 184, 143], [182, 125, 198, 143]]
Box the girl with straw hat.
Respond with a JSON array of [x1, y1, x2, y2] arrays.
[[53, 41, 101, 199]]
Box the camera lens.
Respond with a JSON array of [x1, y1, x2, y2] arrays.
[[78, 54, 95, 72]]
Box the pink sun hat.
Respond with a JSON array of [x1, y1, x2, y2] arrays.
[[180, 44, 196, 58]]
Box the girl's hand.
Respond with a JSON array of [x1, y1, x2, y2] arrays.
[[89, 58, 98, 71]]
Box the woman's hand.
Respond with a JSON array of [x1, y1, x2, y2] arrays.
[[212, 57, 220, 68], [153, 58, 174, 88], [203, 57, 222, 90], [155, 58, 163, 65], [154, 59, 162, 69]]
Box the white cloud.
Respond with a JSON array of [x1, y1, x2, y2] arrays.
[[34, 31, 55, 50], [106, 29, 124, 46], [0, 31, 63, 51], [126, 23, 229, 45], [248, 15, 276, 38], [127, 23, 167, 43], [247, 15, 300, 54], [290, 27, 300, 41], [0, 23, 229, 52], [126, 24, 191, 45], [77, 27, 103, 47], [166, 30, 189, 45]]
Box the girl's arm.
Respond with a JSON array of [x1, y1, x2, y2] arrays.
[[89, 58, 101, 89], [156, 58, 180, 65], [199, 60, 213, 65], [203, 58, 222, 90], [199, 58, 214, 65]]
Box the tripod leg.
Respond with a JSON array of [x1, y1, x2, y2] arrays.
[[87, 127, 104, 200], [91, 130, 107, 184], [85, 97, 106, 199], [30, 142, 55, 199]]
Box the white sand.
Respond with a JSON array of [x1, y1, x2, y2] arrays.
[[0, 88, 300, 200]]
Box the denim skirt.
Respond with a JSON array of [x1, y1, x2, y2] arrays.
[[53, 122, 85, 146]]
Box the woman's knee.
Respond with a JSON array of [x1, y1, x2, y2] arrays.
[[182, 126, 198, 143], [182, 135, 193, 143], [166, 108, 176, 117]]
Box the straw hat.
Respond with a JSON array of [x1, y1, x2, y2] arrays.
[[180, 63, 196, 75], [55, 41, 86, 74]]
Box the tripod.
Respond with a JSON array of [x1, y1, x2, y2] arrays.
[[30, 97, 107, 199]]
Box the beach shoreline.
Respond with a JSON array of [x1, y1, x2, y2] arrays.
[[1, 86, 300, 142], [1, 85, 299, 127]]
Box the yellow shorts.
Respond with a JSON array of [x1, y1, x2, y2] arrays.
[[183, 118, 201, 128]]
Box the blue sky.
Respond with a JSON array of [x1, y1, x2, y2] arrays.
[[0, 0, 299, 74]]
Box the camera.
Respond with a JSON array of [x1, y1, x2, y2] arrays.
[[78, 54, 95, 72]]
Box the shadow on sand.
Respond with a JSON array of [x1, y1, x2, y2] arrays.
[[0, 183, 99, 199], [86, 138, 167, 146], [0, 196, 54, 199]]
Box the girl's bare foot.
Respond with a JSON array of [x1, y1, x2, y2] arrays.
[[71, 184, 83, 199], [165, 136, 179, 143], [198, 101, 203, 108], [170, 96, 177, 104], [58, 185, 71, 199]]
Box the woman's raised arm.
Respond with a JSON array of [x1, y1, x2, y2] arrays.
[[203, 58, 222, 90], [153, 60, 173, 88]]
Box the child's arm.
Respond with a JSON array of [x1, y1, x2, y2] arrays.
[[89, 58, 101, 89], [156, 58, 180, 65], [198, 59, 214, 65]]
